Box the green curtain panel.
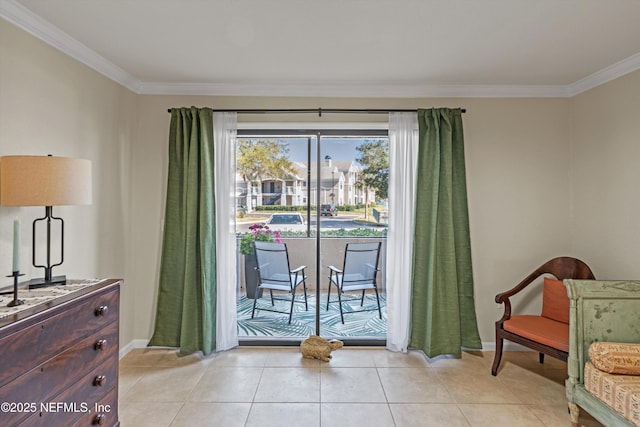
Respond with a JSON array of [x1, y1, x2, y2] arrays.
[[409, 108, 482, 357], [149, 107, 218, 355]]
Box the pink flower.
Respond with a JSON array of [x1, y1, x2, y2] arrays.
[[240, 223, 280, 254]]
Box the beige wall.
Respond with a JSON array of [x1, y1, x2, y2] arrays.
[[133, 95, 574, 344], [570, 70, 640, 280], [3, 18, 638, 350], [0, 20, 136, 346]]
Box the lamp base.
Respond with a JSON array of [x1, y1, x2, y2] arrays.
[[7, 298, 24, 307], [29, 275, 67, 289]]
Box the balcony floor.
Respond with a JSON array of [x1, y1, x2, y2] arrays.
[[237, 293, 387, 340]]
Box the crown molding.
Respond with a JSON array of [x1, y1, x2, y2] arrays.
[[136, 81, 571, 98], [3, 0, 640, 99], [0, 0, 141, 93], [567, 51, 640, 97]]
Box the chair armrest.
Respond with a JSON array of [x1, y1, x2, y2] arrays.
[[290, 265, 306, 274], [494, 269, 544, 321], [495, 257, 595, 308], [328, 265, 342, 273], [495, 270, 543, 303]]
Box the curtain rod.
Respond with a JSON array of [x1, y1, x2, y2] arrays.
[[166, 107, 466, 116]]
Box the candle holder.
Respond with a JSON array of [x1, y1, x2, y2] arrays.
[[6, 271, 25, 307]]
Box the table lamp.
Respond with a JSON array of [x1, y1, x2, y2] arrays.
[[0, 155, 92, 288]]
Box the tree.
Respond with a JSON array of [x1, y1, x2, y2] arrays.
[[356, 138, 389, 198], [237, 139, 297, 182], [237, 139, 297, 211]]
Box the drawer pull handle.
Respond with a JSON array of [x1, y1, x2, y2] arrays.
[[93, 413, 106, 425], [95, 305, 109, 316], [93, 375, 107, 387], [95, 339, 108, 351]]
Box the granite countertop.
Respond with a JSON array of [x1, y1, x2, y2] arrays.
[[0, 279, 103, 320]]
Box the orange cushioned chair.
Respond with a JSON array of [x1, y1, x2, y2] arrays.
[[491, 257, 595, 376]]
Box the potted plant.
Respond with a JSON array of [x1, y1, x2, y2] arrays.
[[240, 224, 281, 299]]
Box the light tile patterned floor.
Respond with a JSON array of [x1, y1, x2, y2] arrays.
[[119, 348, 603, 427]]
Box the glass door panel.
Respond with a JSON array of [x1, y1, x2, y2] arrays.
[[318, 136, 388, 342], [236, 135, 317, 340], [235, 130, 388, 344]]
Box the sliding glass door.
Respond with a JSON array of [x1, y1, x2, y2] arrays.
[[235, 129, 388, 344]]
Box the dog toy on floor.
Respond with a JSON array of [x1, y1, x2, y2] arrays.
[[300, 335, 344, 362]]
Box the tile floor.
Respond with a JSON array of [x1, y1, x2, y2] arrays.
[[119, 347, 602, 427]]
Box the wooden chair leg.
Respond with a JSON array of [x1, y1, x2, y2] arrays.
[[491, 335, 504, 376]]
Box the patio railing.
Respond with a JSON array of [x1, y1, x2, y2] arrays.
[[237, 237, 387, 295]]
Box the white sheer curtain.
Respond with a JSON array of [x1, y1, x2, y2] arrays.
[[386, 112, 419, 352], [213, 112, 239, 350]]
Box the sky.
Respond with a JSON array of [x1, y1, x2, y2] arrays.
[[278, 137, 377, 164]]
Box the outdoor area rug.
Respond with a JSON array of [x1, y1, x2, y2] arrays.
[[237, 293, 387, 338]]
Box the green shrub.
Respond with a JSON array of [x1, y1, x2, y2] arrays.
[[255, 205, 309, 212], [255, 227, 388, 238]]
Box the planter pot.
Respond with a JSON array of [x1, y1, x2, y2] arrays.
[[243, 253, 263, 299]]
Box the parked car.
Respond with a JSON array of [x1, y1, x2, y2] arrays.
[[264, 212, 307, 232], [320, 204, 338, 216]]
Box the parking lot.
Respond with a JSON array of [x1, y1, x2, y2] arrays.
[[236, 213, 379, 233]]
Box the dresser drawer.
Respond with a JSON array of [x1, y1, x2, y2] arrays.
[[0, 285, 119, 388], [18, 356, 118, 427], [71, 386, 119, 427], [0, 320, 118, 426]]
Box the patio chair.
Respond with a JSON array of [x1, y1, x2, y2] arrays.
[[251, 241, 308, 324], [326, 241, 382, 324]]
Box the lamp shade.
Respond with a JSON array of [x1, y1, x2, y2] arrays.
[[0, 156, 92, 206]]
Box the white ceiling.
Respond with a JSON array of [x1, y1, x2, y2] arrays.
[[3, 0, 640, 97]]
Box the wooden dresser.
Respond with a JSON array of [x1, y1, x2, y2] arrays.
[[0, 279, 121, 427]]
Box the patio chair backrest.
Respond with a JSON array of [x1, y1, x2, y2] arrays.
[[253, 241, 293, 288], [342, 242, 381, 285]]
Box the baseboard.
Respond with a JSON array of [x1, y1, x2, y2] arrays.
[[480, 341, 534, 352], [119, 339, 149, 359], [119, 339, 534, 358]]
